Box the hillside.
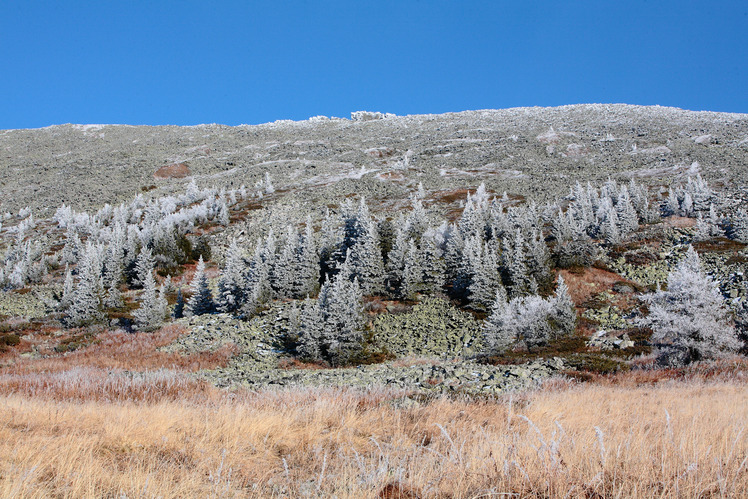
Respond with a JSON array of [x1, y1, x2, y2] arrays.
[[2, 104, 747, 216], [1, 104, 748, 496]]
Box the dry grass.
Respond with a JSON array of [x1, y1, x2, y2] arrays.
[[1, 376, 746, 498], [559, 268, 632, 307], [0, 324, 237, 375]]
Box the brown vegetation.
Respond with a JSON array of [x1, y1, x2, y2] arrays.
[[154, 162, 190, 179], [1, 378, 746, 497], [0, 324, 237, 375]]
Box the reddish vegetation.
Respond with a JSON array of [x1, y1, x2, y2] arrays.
[[378, 482, 422, 499], [590, 356, 748, 387], [661, 215, 697, 228], [558, 267, 633, 306], [154, 163, 190, 179], [366, 147, 396, 158], [377, 171, 406, 181], [1, 325, 237, 375], [434, 188, 471, 204]]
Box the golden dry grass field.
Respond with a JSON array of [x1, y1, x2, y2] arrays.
[[1, 364, 746, 498]]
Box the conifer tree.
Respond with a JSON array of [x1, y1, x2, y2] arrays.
[[551, 275, 576, 337], [134, 271, 168, 331], [134, 247, 155, 289], [317, 261, 364, 365], [173, 288, 185, 319], [271, 226, 297, 298], [504, 230, 530, 297], [296, 298, 324, 361], [616, 187, 639, 235], [61, 266, 74, 309], [291, 216, 320, 298], [663, 188, 680, 217], [66, 243, 105, 327], [419, 235, 446, 294], [216, 238, 246, 313], [729, 209, 748, 243], [185, 256, 215, 316], [482, 285, 514, 353], [639, 246, 740, 366], [401, 239, 423, 300], [468, 242, 501, 310], [345, 219, 385, 295]]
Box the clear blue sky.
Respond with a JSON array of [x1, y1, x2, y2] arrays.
[[1, 1, 746, 128]]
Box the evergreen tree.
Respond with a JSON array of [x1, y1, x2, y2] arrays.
[[173, 288, 185, 319], [216, 238, 246, 313], [639, 246, 740, 366], [134, 247, 155, 289], [482, 285, 515, 354], [271, 226, 297, 298], [468, 242, 501, 310], [66, 243, 105, 327], [616, 187, 639, 236], [291, 216, 320, 298], [345, 219, 385, 295], [61, 266, 74, 309], [550, 275, 576, 337], [296, 298, 324, 361], [317, 262, 365, 365], [386, 224, 409, 292], [401, 239, 423, 300], [504, 230, 530, 297], [61, 228, 82, 265], [134, 271, 168, 331], [663, 188, 680, 217], [728, 209, 748, 243], [526, 230, 553, 292], [419, 235, 446, 295], [185, 256, 215, 316]]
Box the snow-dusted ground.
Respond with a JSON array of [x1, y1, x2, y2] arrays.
[[1, 104, 747, 216]]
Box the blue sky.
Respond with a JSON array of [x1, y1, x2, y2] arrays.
[[1, 1, 746, 128]]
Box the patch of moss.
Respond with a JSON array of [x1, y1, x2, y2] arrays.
[[564, 353, 630, 374], [54, 331, 97, 353], [481, 335, 588, 366], [0, 333, 21, 347]]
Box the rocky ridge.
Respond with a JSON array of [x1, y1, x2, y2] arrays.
[[2, 105, 747, 217]]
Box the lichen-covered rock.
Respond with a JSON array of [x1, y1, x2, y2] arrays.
[[372, 297, 483, 357]]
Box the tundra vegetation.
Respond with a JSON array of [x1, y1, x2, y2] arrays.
[[0, 108, 747, 496]]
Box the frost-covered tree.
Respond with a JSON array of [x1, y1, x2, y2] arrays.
[[133, 271, 168, 331], [419, 234, 446, 295], [550, 275, 576, 337], [306, 261, 366, 365], [216, 238, 246, 313], [185, 256, 215, 316], [344, 219, 385, 295], [60, 228, 82, 265], [728, 209, 748, 243], [66, 243, 105, 327], [296, 298, 324, 361], [482, 275, 575, 354], [616, 187, 639, 235], [503, 230, 531, 297], [639, 246, 740, 366], [695, 205, 724, 241], [482, 285, 513, 353], [400, 239, 423, 300], [291, 217, 320, 298], [467, 242, 501, 310], [61, 266, 74, 309], [134, 247, 155, 289]]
